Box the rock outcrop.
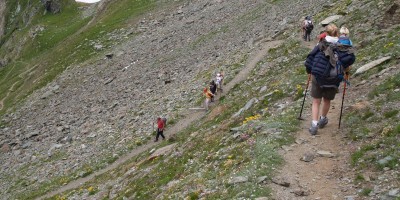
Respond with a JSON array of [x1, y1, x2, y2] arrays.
[[41, 0, 61, 14], [0, 0, 6, 38]]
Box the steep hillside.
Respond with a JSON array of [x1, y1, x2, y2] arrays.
[[0, 0, 5, 39], [0, 0, 399, 199], [0, 0, 156, 112]]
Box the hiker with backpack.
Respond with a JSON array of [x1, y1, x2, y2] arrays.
[[304, 24, 355, 135], [302, 16, 314, 41], [209, 80, 217, 102], [154, 117, 166, 142], [216, 73, 224, 93], [203, 87, 214, 111]]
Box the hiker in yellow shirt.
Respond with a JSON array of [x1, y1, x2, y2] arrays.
[[203, 87, 214, 111]]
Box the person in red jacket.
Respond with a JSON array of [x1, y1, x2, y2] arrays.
[[154, 117, 165, 142]]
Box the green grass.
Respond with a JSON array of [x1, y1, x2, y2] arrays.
[[360, 188, 372, 196], [354, 174, 365, 183], [384, 110, 399, 118], [361, 109, 374, 120], [369, 73, 400, 101], [351, 144, 377, 165]]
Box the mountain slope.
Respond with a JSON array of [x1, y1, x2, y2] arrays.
[[0, 0, 399, 199]]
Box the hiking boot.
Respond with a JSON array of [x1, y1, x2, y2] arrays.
[[309, 123, 318, 135], [154, 139, 158, 142], [318, 117, 328, 129]]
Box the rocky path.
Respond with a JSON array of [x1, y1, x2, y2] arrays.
[[269, 38, 354, 199], [38, 39, 284, 200], [270, 97, 353, 199]]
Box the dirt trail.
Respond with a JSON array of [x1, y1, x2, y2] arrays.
[[38, 40, 284, 199], [270, 38, 352, 199]]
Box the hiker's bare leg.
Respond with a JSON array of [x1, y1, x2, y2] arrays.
[[321, 98, 330, 117], [312, 97, 321, 122], [205, 98, 210, 110]]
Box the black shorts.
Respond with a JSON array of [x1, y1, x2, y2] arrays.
[[310, 76, 337, 100]]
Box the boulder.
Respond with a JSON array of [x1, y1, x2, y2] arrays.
[[354, 56, 391, 76], [1, 143, 10, 153], [0, 59, 7, 68], [320, 15, 343, 26], [41, 0, 61, 14]]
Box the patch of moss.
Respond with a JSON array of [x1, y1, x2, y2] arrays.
[[383, 110, 399, 119]]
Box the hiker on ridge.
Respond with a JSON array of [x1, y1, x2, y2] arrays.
[[154, 117, 165, 142], [304, 24, 355, 135]]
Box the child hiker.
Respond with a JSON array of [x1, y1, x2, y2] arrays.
[[338, 26, 353, 46], [216, 73, 224, 93], [203, 87, 214, 111]]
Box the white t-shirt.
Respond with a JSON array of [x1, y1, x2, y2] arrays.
[[216, 76, 223, 84]]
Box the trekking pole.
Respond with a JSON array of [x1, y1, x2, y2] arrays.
[[338, 73, 349, 129], [298, 74, 311, 120]]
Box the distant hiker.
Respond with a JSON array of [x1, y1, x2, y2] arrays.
[[203, 87, 214, 111], [154, 117, 165, 142], [302, 16, 314, 41], [215, 73, 224, 93], [209, 80, 217, 102], [304, 23, 356, 135]]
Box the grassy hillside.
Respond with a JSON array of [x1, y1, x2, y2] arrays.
[[0, 0, 157, 114]]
